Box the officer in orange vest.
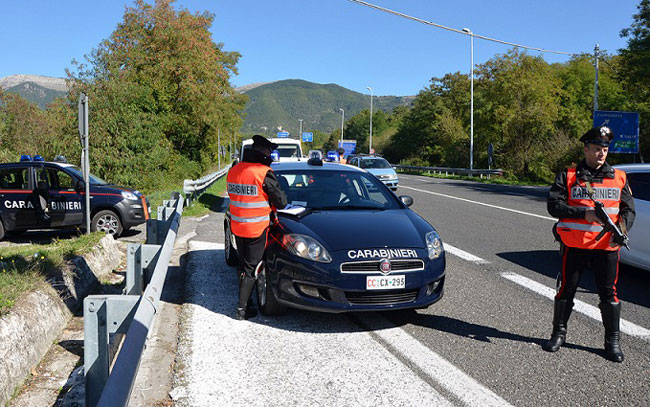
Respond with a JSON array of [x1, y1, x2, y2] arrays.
[[337, 148, 347, 164], [545, 126, 635, 362], [227, 135, 287, 320]]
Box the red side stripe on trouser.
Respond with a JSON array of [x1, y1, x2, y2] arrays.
[[613, 251, 620, 302], [556, 246, 569, 299]]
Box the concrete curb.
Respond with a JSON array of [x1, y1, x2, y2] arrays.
[[0, 235, 124, 406]]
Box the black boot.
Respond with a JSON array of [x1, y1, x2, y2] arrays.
[[234, 274, 257, 320], [600, 301, 624, 363], [542, 299, 573, 352]]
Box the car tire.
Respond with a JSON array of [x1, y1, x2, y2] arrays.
[[256, 262, 286, 316], [0, 221, 4, 241], [224, 220, 238, 266], [91, 210, 123, 237]]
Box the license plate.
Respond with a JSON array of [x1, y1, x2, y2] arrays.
[[366, 275, 405, 290]]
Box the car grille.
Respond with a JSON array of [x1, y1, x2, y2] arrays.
[[340, 259, 424, 273], [345, 289, 419, 305]]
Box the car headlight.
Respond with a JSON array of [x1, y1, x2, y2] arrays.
[[425, 230, 444, 259], [283, 234, 332, 263], [121, 191, 138, 201]]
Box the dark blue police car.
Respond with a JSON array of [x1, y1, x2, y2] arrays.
[[0, 155, 150, 240], [224, 152, 445, 315]]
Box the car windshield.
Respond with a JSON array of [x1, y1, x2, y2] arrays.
[[65, 166, 108, 185], [276, 169, 400, 210], [360, 158, 391, 169], [277, 145, 300, 158]]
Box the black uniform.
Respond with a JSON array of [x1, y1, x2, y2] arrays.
[[548, 159, 635, 303], [544, 157, 635, 362]]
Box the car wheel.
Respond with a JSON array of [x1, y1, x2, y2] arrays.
[[256, 262, 285, 316], [0, 221, 4, 241], [224, 220, 238, 266], [91, 210, 123, 237]]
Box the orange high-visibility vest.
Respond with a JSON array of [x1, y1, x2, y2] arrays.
[[227, 162, 271, 238], [556, 167, 626, 251]]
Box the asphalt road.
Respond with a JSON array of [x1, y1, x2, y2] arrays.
[[171, 175, 650, 407]]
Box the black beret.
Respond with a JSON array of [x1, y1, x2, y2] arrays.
[[579, 126, 614, 147], [252, 135, 278, 150], [336, 148, 345, 154]]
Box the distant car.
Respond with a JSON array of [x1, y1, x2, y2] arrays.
[[348, 156, 399, 191], [224, 157, 445, 315], [615, 164, 650, 271]]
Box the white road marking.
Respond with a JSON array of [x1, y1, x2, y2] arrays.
[[444, 242, 489, 264], [501, 272, 650, 340], [189, 241, 224, 251], [400, 185, 556, 221], [361, 314, 513, 407]]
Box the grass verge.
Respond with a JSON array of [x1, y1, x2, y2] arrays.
[[0, 232, 105, 316]]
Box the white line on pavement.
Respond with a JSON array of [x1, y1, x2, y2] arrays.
[[400, 185, 556, 221], [189, 241, 224, 251], [444, 242, 489, 264], [361, 313, 514, 407], [501, 272, 650, 340]]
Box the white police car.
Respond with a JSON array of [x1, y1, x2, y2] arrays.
[[0, 155, 150, 240]]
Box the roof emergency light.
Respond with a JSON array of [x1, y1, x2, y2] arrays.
[[33, 155, 44, 162], [20, 154, 32, 162], [307, 150, 323, 166]]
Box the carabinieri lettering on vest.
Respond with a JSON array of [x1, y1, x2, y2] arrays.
[[570, 187, 620, 201], [227, 183, 258, 196]]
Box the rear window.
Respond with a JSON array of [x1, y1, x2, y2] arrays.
[[0, 167, 30, 190], [627, 172, 650, 202]]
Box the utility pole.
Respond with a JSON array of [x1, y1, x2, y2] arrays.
[[78, 93, 90, 234]]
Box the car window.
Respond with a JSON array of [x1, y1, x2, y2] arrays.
[[277, 145, 300, 158], [627, 172, 650, 202], [276, 170, 399, 210], [360, 158, 391, 169], [65, 166, 108, 185], [46, 168, 76, 190], [0, 167, 30, 190]]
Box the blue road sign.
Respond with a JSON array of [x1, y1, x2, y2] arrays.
[[277, 131, 289, 138], [593, 110, 639, 154], [338, 140, 357, 156], [302, 132, 313, 142]]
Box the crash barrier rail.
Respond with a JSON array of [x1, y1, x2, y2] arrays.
[[183, 164, 231, 206], [84, 193, 184, 407], [393, 164, 503, 179]]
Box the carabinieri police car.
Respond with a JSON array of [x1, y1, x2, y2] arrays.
[[224, 151, 445, 315], [0, 155, 150, 240]]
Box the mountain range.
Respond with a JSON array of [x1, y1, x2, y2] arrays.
[[0, 75, 414, 134]]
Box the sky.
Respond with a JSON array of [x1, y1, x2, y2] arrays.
[[0, 0, 641, 96]]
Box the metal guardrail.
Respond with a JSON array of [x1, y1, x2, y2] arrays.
[[83, 193, 183, 407], [393, 164, 503, 178], [183, 165, 231, 206]]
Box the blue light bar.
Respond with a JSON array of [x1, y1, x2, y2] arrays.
[[20, 154, 32, 162]]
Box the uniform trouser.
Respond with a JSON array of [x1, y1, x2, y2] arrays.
[[234, 231, 267, 279], [556, 246, 620, 303]]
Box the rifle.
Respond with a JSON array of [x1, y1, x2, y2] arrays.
[[585, 182, 629, 250]]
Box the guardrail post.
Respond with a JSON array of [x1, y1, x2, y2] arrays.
[[84, 295, 140, 407], [126, 244, 143, 295], [141, 244, 161, 285]]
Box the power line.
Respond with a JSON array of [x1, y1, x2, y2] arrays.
[[347, 0, 578, 56]]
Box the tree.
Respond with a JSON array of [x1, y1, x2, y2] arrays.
[[619, 0, 650, 160], [63, 0, 246, 189]]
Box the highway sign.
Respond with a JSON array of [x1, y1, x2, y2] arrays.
[[338, 140, 357, 156], [302, 132, 313, 142], [277, 131, 290, 138], [593, 110, 639, 153]]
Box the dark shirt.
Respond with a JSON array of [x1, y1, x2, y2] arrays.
[[547, 160, 635, 230], [241, 149, 288, 209]]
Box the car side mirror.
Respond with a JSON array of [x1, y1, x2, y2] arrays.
[[399, 195, 413, 207], [75, 180, 84, 191]]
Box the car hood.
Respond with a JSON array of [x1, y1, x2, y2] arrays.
[[279, 209, 427, 252], [365, 168, 397, 176]]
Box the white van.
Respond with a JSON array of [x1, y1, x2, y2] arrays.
[[240, 138, 303, 162]]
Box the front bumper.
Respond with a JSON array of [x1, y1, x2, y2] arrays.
[[116, 196, 151, 228], [265, 249, 445, 313]]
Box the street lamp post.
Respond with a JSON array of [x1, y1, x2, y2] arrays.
[[298, 119, 303, 140], [462, 27, 474, 171], [367, 86, 373, 154], [339, 108, 345, 145]]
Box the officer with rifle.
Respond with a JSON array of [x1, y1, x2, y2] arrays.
[[545, 126, 635, 362]]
